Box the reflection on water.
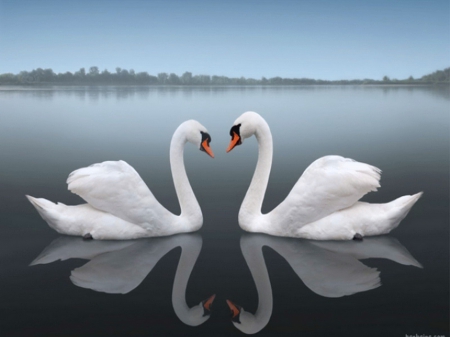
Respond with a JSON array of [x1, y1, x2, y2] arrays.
[[0, 85, 449, 101], [31, 233, 215, 327], [29, 230, 422, 333], [0, 86, 270, 101], [228, 233, 422, 334]]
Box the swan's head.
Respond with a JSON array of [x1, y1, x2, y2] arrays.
[[226, 111, 264, 152], [179, 294, 216, 326], [180, 120, 214, 158], [226, 299, 263, 334]]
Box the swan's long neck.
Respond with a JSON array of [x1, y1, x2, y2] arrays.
[[171, 235, 205, 326], [239, 235, 273, 334], [170, 127, 202, 230], [239, 118, 273, 230]]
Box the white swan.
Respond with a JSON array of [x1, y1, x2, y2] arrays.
[[226, 233, 422, 334], [31, 234, 215, 326], [26, 120, 214, 240], [226, 111, 422, 240]]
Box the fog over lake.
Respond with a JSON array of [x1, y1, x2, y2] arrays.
[[0, 85, 448, 336]]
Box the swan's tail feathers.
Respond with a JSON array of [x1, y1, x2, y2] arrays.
[[26, 195, 58, 218], [383, 192, 423, 234], [390, 192, 423, 215], [26, 195, 69, 234]]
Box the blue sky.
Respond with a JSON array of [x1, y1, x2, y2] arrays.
[[0, 0, 448, 80]]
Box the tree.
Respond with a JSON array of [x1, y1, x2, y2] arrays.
[[168, 73, 181, 85], [181, 72, 192, 85], [57, 71, 74, 83], [194, 75, 210, 85], [75, 68, 86, 83], [420, 68, 450, 83], [19, 71, 32, 83], [89, 66, 99, 76], [100, 69, 111, 83], [158, 72, 168, 84], [136, 72, 152, 84], [269, 77, 282, 85], [2, 66, 449, 86], [0, 73, 18, 84], [212, 75, 228, 85], [42, 68, 55, 82]]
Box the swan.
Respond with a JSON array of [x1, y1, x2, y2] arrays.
[[226, 111, 423, 240], [226, 233, 422, 334], [26, 120, 214, 240], [31, 234, 215, 326]]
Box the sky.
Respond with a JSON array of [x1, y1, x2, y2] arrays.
[[0, 0, 448, 80]]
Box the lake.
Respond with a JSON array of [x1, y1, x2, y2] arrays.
[[0, 85, 448, 336]]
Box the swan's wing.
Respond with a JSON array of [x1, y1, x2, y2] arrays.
[[266, 237, 380, 297], [290, 243, 381, 297], [271, 155, 381, 229], [67, 161, 174, 228], [70, 239, 175, 294]]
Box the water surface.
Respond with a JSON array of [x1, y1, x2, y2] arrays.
[[0, 85, 448, 336]]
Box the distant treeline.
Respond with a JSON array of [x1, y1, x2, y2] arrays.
[[0, 66, 449, 86]]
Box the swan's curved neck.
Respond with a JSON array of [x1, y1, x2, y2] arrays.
[[171, 235, 204, 326], [239, 118, 273, 230], [170, 127, 202, 229], [239, 235, 273, 333]]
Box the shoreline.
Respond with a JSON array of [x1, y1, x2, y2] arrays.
[[0, 83, 448, 88]]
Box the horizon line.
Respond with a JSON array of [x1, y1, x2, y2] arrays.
[[1, 66, 449, 83]]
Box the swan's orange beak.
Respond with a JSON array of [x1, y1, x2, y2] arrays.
[[203, 294, 216, 311], [226, 132, 241, 153], [202, 139, 215, 158], [226, 299, 241, 318]]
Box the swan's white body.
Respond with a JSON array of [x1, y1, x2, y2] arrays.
[[228, 111, 422, 240], [228, 234, 422, 334], [27, 120, 213, 240], [31, 234, 214, 326]]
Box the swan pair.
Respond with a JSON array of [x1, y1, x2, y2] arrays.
[[27, 112, 422, 240]]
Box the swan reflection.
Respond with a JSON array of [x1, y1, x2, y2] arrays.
[[31, 233, 214, 326], [227, 233, 422, 334]]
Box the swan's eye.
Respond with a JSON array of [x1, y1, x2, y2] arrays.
[[226, 124, 242, 153], [229, 123, 241, 137], [200, 131, 214, 158], [200, 131, 212, 146]]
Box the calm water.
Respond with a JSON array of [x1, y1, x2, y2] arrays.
[[0, 86, 448, 336]]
